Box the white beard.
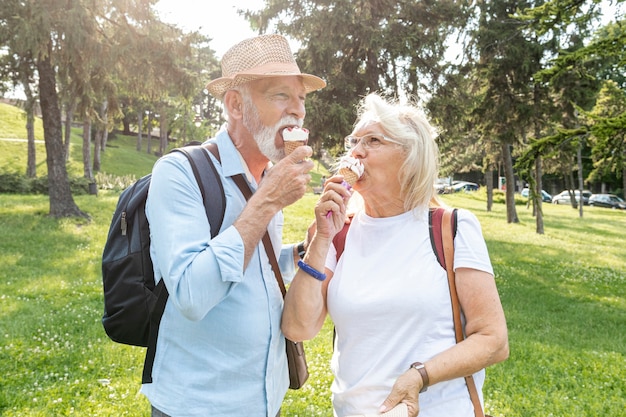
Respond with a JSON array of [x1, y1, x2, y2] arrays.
[[241, 95, 302, 163]]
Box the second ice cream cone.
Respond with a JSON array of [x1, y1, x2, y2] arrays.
[[339, 168, 359, 186]]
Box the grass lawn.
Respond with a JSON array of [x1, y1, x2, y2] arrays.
[[1, 102, 625, 415]]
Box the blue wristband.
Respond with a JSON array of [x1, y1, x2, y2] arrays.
[[297, 260, 327, 281]]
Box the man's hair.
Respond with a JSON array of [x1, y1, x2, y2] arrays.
[[222, 84, 252, 121]]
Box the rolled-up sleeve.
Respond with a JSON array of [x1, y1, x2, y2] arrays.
[[279, 244, 297, 284], [210, 226, 246, 283]]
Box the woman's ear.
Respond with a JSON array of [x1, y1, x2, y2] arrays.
[[223, 90, 243, 120]]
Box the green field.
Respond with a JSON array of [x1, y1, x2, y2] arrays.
[[1, 103, 625, 416]]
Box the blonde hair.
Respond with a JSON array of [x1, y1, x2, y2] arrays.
[[354, 93, 441, 211]]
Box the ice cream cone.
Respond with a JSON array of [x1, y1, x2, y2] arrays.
[[284, 140, 306, 155], [339, 168, 359, 186]]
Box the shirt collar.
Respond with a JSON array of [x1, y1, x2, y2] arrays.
[[213, 129, 270, 187]]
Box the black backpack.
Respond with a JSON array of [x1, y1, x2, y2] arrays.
[[101, 144, 224, 382]]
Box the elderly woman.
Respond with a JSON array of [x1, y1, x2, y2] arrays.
[[282, 93, 509, 417]]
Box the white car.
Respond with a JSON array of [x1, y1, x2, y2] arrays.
[[551, 190, 592, 205]]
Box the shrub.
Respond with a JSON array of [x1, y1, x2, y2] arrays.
[[0, 171, 31, 193], [0, 170, 96, 195], [94, 172, 137, 191]]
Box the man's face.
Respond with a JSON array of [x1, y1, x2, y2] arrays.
[[241, 76, 307, 163]]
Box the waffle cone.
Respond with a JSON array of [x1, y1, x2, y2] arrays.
[[339, 168, 359, 186], [284, 140, 306, 155]]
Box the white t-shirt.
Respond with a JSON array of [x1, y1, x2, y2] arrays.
[[326, 207, 492, 417]]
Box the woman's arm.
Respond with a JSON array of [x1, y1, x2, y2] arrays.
[[422, 268, 509, 383], [281, 176, 350, 341], [379, 268, 509, 416]]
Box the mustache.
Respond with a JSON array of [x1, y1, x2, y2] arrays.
[[278, 117, 303, 130]]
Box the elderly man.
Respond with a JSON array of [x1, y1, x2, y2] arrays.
[[142, 34, 325, 417]]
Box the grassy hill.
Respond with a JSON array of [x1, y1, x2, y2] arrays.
[[1, 102, 625, 416], [0, 102, 168, 181], [0, 102, 330, 191]]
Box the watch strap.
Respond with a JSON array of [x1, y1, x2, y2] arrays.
[[410, 361, 429, 393]]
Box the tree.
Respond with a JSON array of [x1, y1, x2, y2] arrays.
[[0, 0, 213, 216], [470, 0, 553, 224], [516, 0, 624, 219], [0, 0, 128, 217], [0, 31, 38, 178], [585, 80, 626, 197], [247, 0, 469, 154]]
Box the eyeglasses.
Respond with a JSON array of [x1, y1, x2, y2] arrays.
[[344, 133, 404, 151]]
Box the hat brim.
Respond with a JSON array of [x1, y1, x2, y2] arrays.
[[206, 73, 326, 99]]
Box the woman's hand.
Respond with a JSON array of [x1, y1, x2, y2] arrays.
[[379, 369, 422, 417], [314, 175, 352, 239]]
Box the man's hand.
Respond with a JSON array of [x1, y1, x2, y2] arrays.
[[257, 146, 314, 211]]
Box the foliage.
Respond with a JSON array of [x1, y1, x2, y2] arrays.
[[585, 79, 626, 186], [246, 0, 470, 153], [516, 5, 626, 203], [0, 0, 220, 217], [0, 171, 94, 195]]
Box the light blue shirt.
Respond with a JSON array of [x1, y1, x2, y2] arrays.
[[142, 130, 296, 417]]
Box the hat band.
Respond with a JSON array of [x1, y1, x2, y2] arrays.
[[227, 61, 302, 78]]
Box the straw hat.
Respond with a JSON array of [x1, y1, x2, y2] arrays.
[[206, 34, 326, 99]]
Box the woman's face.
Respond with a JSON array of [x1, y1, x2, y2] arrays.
[[348, 122, 405, 202]]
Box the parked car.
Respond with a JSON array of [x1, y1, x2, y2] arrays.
[[445, 181, 479, 193], [589, 194, 626, 209], [435, 178, 450, 194], [521, 188, 552, 203], [551, 190, 592, 205]]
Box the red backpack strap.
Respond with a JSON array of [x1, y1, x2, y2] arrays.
[[429, 207, 457, 270], [334, 209, 457, 269], [332, 218, 352, 263]]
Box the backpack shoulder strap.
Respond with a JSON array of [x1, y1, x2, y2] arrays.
[[429, 207, 457, 270], [333, 209, 458, 270], [439, 208, 484, 417], [175, 143, 225, 239], [332, 217, 352, 262]]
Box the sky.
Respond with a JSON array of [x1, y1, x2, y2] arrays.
[[154, 0, 623, 61], [154, 0, 268, 58]]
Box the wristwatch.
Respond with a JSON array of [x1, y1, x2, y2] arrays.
[[297, 241, 306, 259], [410, 362, 430, 393]]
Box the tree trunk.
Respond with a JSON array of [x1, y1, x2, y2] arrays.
[[622, 164, 626, 201], [26, 109, 37, 178], [93, 128, 102, 173], [159, 104, 168, 156], [20, 73, 37, 178], [93, 100, 107, 172], [122, 97, 132, 136], [535, 156, 544, 234], [100, 99, 109, 150], [147, 112, 153, 154], [37, 49, 87, 219], [83, 119, 93, 180], [502, 142, 519, 223], [64, 103, 74, 162], [577, 138, 584, 218], [485, 168, 493, 212], [136, 109, 143, 151]]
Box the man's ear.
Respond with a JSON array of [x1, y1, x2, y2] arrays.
[[223, 90, 243, 120]]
